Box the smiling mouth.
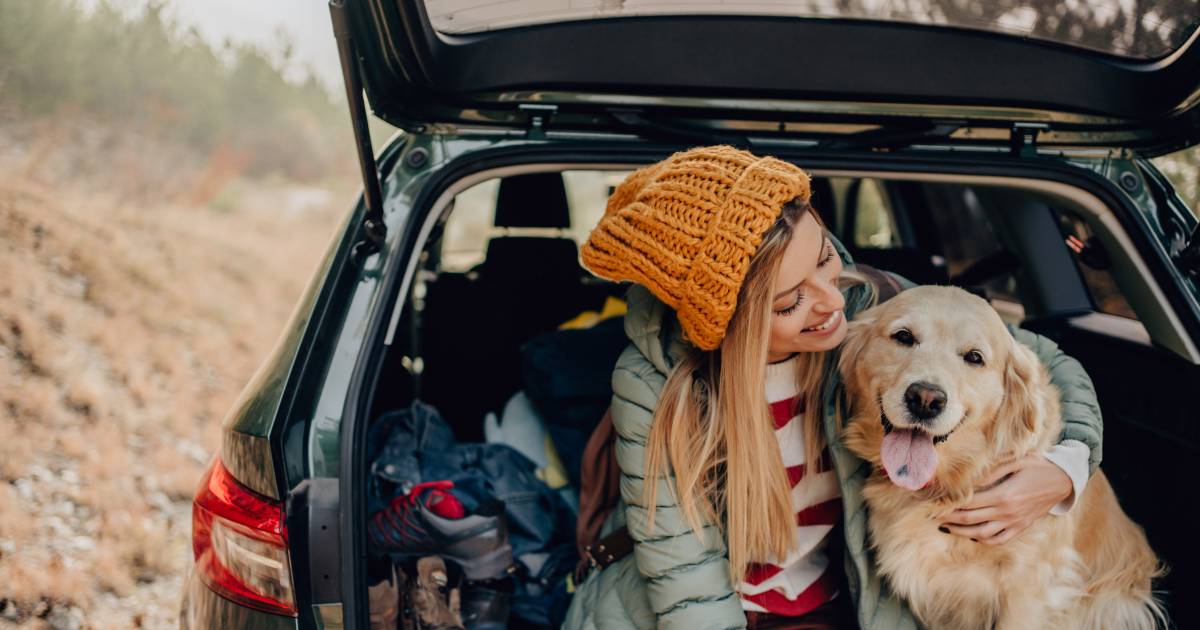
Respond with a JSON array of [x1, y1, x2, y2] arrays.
[[802, 310, 842, 333]]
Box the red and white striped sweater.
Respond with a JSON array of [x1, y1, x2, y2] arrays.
[[738, 356, 841, 616]]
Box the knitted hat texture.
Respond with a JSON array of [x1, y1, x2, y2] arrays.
[[581, 145, 811, 350]]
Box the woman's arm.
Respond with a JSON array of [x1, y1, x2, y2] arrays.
[[610, 344, 748, 630], [940, 328, 1103, 544]]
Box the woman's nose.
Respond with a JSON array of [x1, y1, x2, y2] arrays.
[[810, 276, 845, 312]]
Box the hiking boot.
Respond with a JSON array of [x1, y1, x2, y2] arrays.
[[458, 579, 512, 630], [369, 480, 513, 581], [367, 564, 401, 630], [400, 555, 464, 630]]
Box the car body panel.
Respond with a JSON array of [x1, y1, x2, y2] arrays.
[[305, 132, 457, 478], [216, 205, 357, 499], [180, 574, 298, 630]]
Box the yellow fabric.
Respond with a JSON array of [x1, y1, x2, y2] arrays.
[[558, 296, 628, 330], [540, 434, 570, 489], [580, 145, 811, 350]]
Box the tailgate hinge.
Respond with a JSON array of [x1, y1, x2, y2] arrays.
[[1010, 122, 1048, 157], [520, 104, 557, 139], [330, 0, 387, 264]]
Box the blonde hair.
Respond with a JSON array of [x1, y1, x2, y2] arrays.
[[644, 199, 832, 585]]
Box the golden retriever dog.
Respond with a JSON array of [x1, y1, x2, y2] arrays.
[[839, 286, 1163, 630]]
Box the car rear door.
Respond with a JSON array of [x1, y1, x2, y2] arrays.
[[342, 0, 1200, 156]]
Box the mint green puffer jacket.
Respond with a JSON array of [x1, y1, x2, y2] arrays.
[[562, 253, 1103, 630]]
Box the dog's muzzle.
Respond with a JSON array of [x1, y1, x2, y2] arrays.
[[880, 410, 955, 445]]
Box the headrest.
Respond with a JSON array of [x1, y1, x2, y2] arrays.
[[495, 172, 570, 229], [483, 237, 581, 278]]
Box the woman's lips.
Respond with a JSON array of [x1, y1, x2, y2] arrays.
[[801, 310, 843, 336]]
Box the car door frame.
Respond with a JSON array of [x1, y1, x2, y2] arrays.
[[333, 137, 1200, 627]]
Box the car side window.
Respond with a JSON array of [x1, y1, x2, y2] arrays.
[[922, 184, 1025, 321], [1055, 211, 1139, 320], [1151, 146, 1200, 219], [562, 170, 633, 244], [439, 178, 499, 272], [851, 179, 902, 249]]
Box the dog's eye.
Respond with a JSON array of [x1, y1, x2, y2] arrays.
[[891, 329, 916, 346], [964, 350, 985, 366]]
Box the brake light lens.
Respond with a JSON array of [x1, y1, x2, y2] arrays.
[[192, 455, 297, 617]]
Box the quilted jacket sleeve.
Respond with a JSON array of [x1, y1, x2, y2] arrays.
[[610, 344, 748, 630], [1008, 326, 1104, 474]]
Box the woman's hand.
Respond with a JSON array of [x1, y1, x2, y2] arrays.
[[939, 454, 1072, 546]]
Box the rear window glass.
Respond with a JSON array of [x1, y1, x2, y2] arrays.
[[1151, 146, 1200, 218], [424, 0, 1200, 59], [1055, 211, 1139, 320], [849, 179, 902, 249]]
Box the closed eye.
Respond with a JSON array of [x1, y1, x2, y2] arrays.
[[775, 239, 834, 316], [776, 287, 804, 315], [817, 241, 835, 267]]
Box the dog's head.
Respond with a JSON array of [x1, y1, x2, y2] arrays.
[[839, 286, 1056, 496]]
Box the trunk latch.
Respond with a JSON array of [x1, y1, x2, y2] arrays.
[[1010, 123, 1048, 157], [520, 104, 557, 139]]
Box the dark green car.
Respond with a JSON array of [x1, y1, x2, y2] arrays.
[[181, 1, 1200, 627]]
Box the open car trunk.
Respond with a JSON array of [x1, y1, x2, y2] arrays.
[[350, 156, 1199, 628]]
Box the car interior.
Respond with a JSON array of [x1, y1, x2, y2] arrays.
[[366, 166, 1197, 625]]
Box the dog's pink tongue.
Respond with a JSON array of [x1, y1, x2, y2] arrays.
[[881, 429, 938, 491]]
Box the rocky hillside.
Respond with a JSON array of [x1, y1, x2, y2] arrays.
[[0, 121, 349, 628]]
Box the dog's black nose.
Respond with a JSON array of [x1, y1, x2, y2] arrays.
[[904, 381, 946, 421]]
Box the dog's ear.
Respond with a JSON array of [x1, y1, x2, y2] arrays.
[[993, 339, 1047, 449], [837, 305, 881, 400]]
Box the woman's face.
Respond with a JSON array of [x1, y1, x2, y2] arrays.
[[767, 211, 847, 362]]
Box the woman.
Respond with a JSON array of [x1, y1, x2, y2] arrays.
[[563, 146, 1100, 629]]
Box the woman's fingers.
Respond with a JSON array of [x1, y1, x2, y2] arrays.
[[956, 458, 1028, 511], [956, 481, 1014, 512], [942, 506, 998, 526], [941, 519, 1006, 540], [939, 455, 1072, 546], [980, 458, 1023, 484], [978, 524, 1023, 546]]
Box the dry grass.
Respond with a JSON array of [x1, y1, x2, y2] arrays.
[[0, 123, 349, 627]]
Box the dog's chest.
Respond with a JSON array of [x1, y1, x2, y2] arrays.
[[864, 481, 1083, 629]]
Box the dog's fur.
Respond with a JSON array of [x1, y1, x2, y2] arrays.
[[839, 286, 1164, 630]]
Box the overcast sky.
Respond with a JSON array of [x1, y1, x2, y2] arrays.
[[171, 0, 342, 89], [80, 0, 346, 91]]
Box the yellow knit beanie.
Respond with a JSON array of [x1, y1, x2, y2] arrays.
[[581, 145, 811, 350]]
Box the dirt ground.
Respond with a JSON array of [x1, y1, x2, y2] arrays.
[[0, 121, 350, 628]]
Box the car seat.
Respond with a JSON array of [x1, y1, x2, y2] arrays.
[[418, 173, 614, 440]]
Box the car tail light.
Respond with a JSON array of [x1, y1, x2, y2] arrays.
[[192, 455, 297, 617]]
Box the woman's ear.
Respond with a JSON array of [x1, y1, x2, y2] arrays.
[[992, 339, 1049, 451]]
